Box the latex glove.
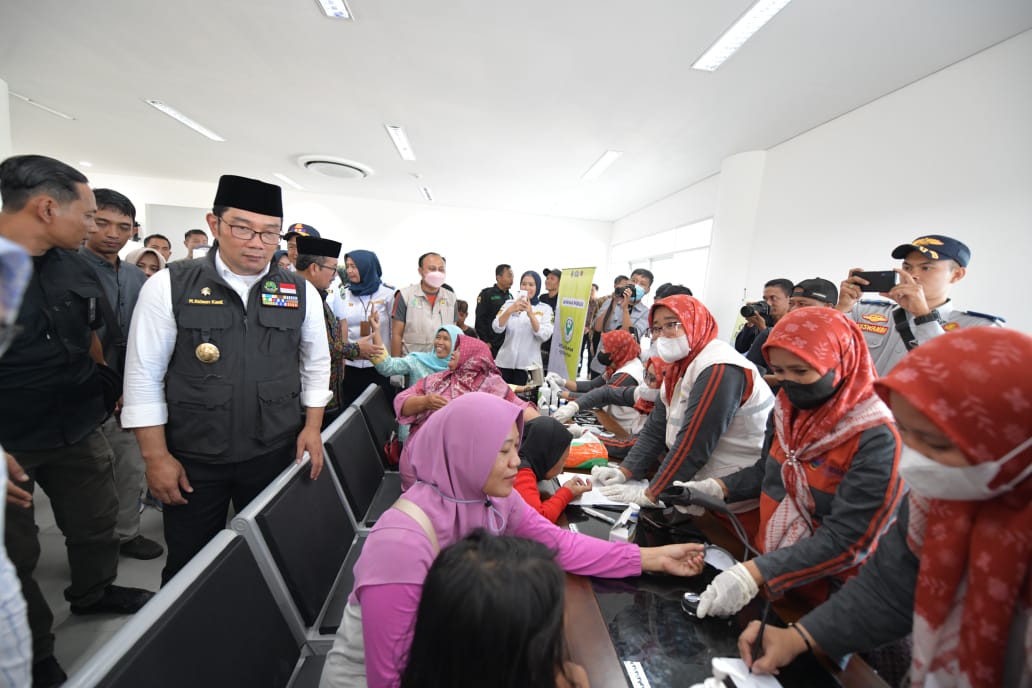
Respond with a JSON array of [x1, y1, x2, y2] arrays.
[[566, 424, 586, 438], [552, 402, 578, 424], [545, 372, 567, 388], [590, 465, 627, 487], [697, 563, 759, 618], [670, 478, 725, 517], [598, 483, 662, 507]]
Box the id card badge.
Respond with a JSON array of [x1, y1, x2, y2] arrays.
[[360, 320, 371, 337]]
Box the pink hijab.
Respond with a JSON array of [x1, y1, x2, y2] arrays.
[[352, 393, 527, 595]]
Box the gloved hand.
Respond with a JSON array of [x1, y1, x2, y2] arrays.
[[552, 402, 579, 423], [598, 483, 662, 507], [545, 372, 567, 388], [590, 465, 627, 486], [696, 563, 759, 618], [566, 424, 586, 438], [670, 478, 726, 517]]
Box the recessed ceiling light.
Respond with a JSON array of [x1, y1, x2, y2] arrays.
[[385, 125, 417, 161], [274, 173, 305, 190], [581, 151, 623, 181], [691, 0, 794, 72], [297, 154, 373, 179], [78, 161, 93, 168], [420, 186, 434, 202], [144, 99, 225, 142], [314, 0, 352, 19], [8, 92, 75, 120]]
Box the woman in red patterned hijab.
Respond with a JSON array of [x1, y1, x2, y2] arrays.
[[650, 294, 718, 404], [739, 327, 1032, 687], [599, 329, 640, 376]]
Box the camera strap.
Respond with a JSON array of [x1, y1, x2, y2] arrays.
[[892, 308, 919, 351]]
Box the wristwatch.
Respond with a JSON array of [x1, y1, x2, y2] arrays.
[[913, 309, 943, 326]]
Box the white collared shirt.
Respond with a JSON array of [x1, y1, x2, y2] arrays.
[[121, 251, 331, 428]]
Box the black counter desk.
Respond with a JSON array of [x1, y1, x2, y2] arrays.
[[560, 506, 890, 688]]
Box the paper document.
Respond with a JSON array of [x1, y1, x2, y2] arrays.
[[557, 473, 649, 507], [711, 658, 781, 688]]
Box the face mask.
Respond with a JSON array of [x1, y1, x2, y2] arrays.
[[656, 334, 691, 363], [634, 384, 659, 403], [899, 437, 1032, 501], [633, 285, 645, 302], [780, 369, 840, 410], [423, 270, 446, 289], [597, 351, 613, 366]]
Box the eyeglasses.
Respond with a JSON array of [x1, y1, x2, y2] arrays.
[[650, 321, 684, 337], [314, 262, 337, 273], [218, 218, 282, 246]]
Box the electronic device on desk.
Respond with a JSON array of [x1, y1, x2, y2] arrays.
[[658, 484, 760, 561]]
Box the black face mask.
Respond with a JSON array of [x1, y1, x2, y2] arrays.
[[780, 369, 841, 410], [597, 351, 613, 366]]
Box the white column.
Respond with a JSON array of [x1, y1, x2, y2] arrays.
[[0, 78, 12, 160], [702, 151, 767, 338]]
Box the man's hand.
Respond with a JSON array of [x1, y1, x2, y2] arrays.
[[145, 452, 193, 506], [882, 269, 931, 316], [738, 621, 813, 675], [746, 313, 766, 330], [837, 268, 867, 313], [423, 394, 449, 412], [640, 542, 706, 577], [296, 424, 324, 479], [357, 336, 384, 360], [5, 452, 32, 508]]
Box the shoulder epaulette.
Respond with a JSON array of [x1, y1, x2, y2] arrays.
[[858, 299, 894, 306], [961, 310, 1005, 323], [381, 282, 395, 291]]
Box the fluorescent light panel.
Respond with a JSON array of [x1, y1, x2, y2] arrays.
[[691, 0, 794, 72], [385, 125, 416, 161], [315, 0, 352, 19], [8, 92, 75, 120], [144, 99, 225, 142], [78, 161, 93, 167], [274, 173, 305, 190], [581, 150, 623, 181]]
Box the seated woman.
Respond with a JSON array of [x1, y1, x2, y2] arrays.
[[319, 393, 705, 688], [594, 295, 774, 512], [553, 357, 663, 460], [492, 270, 554, 385], [367, 309, 460, 389], [399, 531, 588, 688], [514, 416, 590, 523], [739, 328, 1032, 687], [674, 308, 902, 616], [549, 330, 644, 437]]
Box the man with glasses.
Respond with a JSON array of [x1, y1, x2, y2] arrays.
[[121, 175, 331, 584]]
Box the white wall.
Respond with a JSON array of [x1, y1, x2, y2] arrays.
[[87, 171, 612, 325], [613, 29, 1032, 335]]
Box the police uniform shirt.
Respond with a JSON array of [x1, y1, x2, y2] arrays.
[[120, 250, 331, 428], [849, 299, 1003, 377]]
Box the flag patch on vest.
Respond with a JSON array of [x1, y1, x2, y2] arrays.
[[261, 293, 299, 308], [279, 283, 297, 295]]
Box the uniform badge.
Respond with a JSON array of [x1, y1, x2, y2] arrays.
[[861, 313, 889, 323], [195, 342, 221, 363], [261, 293, 299, 308], [262, 281, 278, 293], [200, 287, 212, 296], [943, 322, 960, 331]]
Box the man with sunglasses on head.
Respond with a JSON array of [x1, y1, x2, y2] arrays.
[[121, 175, 331, 584]]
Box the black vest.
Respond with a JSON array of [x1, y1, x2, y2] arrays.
[[166, 254, 306, 463]]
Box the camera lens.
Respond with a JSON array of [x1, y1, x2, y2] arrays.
[[740, 305, 755, 318]]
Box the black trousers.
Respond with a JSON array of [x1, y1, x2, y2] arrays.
[[160, 444, 294, 585], [4, 428, 119, 662], [499, 367, 529, 385]]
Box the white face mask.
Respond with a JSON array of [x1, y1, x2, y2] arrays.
[[898, 436, 1032, 501], [655, 334, 691, 363], [423, 270, 446, 289], [634, 384, 659, 403]]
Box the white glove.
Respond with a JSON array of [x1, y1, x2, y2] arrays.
[[552, 402, 578, 423], [544, 372, 566, 388], [590, 465, 627, 486], [670, 478, 726, 517], [566, 424, 586, 438], [598, 483, 662, 507], [696, 563, 759, 618]]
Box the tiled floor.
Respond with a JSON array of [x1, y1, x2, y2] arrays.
[[31, 489, 167, 677]]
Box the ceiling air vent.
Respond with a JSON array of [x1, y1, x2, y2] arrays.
[[296, 155, 372, 180]]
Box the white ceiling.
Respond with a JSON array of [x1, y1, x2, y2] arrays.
[[2, 1, 1031, 222]]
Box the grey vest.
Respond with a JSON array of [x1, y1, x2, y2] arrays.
[[166, 254, 306, 463]]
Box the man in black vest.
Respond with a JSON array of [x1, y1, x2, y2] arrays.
[[121, 175, 331, 584], [474, 263, 513, 357]]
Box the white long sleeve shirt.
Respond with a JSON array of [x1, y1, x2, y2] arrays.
[[121, 251, 331, 428], [492, 300, 554, 369]]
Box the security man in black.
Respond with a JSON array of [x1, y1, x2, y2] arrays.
[[121, 174, 331, 584], [475, 263, 514, 357]]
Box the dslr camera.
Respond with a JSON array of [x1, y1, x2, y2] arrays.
[[740, 301, 770, 318], [616, 285, 634, 300]]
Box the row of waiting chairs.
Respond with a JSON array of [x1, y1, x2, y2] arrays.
[[65, 385, 403, 688]]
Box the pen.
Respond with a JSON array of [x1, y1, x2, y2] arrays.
[[750, 601, 770, 674], [581, 507, 617, 525]]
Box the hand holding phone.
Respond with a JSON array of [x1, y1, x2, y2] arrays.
[[851, 270, 898, 293]]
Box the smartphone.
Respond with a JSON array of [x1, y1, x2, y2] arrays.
[[516, 289, 528, 302], [853, 270, 898, 292]]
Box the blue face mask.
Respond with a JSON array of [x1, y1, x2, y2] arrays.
[[633, 285, 645, 302]]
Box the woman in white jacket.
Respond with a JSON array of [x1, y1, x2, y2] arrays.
[[492, 270, 554, 385]]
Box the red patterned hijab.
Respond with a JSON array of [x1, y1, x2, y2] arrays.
[[600, 329, 641, 376], [875, 328, 1032, 688], [421, 335, 510, 400], [649, 295, 718, 404]]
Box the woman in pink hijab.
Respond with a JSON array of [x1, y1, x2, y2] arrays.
[[320, 393, 706, 688]]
